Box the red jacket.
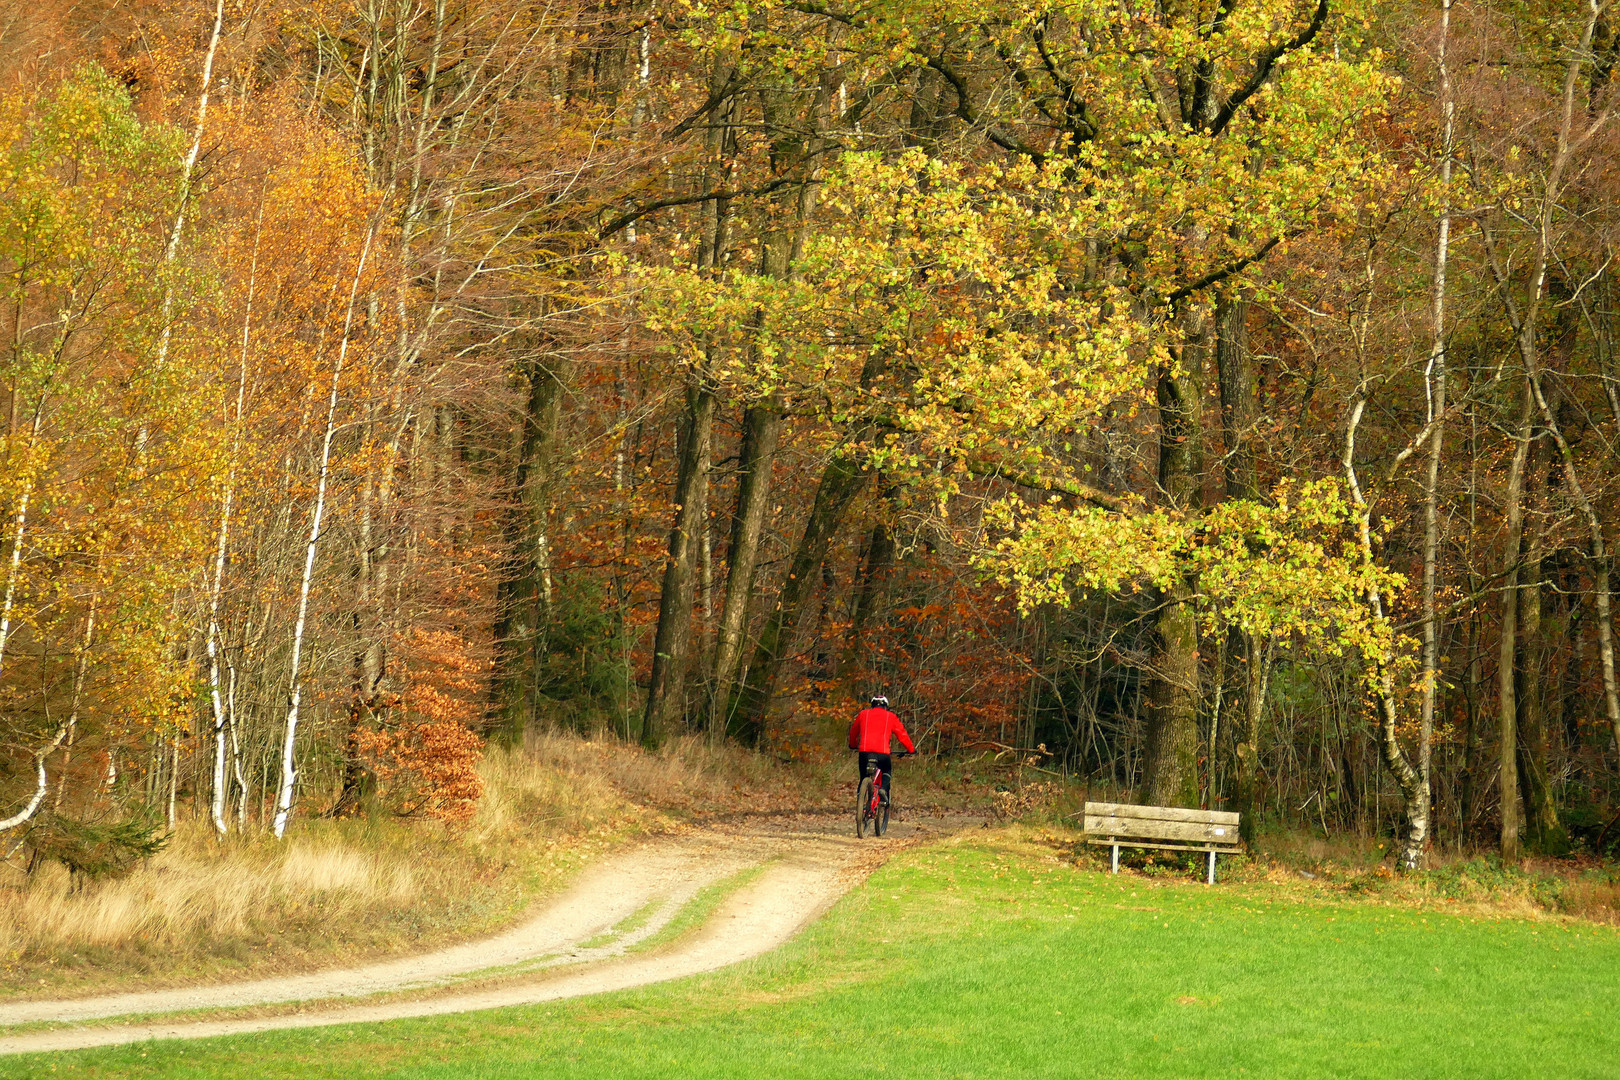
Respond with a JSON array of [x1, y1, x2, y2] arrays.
[[848, 707, 915, 754]]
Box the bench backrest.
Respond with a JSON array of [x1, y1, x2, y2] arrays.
[[1084, 801, 1241, 848]]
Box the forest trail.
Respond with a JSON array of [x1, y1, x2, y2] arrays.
[[0, 810, 978, 1055]]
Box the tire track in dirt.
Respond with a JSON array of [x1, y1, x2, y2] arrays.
[[2, 843, 744, 1027], [0, 811, 979, 1055]]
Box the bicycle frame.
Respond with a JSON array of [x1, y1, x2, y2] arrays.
[[856, 757, 898, 838], [866, 768, 886, 817]]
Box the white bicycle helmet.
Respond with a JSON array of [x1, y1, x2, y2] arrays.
[[870, 695, 889, 707]]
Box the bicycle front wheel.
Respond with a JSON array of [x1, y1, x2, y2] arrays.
[[855, 778, 875, 838]]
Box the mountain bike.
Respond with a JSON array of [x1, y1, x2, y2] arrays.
[[855, 753, 909, 838]]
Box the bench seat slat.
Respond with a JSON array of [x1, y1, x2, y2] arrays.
[[1084, 815, 1239, 844], [1084, 838, 1241, 854], [1084, 801, 1240, 827]]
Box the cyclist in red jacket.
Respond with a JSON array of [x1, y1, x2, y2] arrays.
[[848, 695, 915, 802]]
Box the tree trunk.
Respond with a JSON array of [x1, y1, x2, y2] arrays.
[[1140, 316, 1205, 809], [148, 0, 225, 385], [1525, 368, 1620, 780], [0, 479, 33, 679], [1420, 7, 1453, 839], [1214, 290, 1265, 837], [1482, 0, 1612, 852], [1558, 595, 1585, 758], [1515, 448, 1566, 853], [206, 477, 234, 836], [1344, 396, 1430, 870], [709, 401, 780, 730], [1214, 292, 1256, 501], [1497, 382, 1532, 860], [642, 380, 716, 748], [490, 352, 568, 744], [1143, 577, 1202, 808], [1418, 316, 1447, 827], [330, 639, 384, 818], [843, 513, 895, 678], [1461, 398, 1483, 839], [334, 377, 409, 815], [0, 722, 66, 833], [209, 195, 261, 838], [274, 226, 374, 840], [1509, 573, 1561, 854], [1234, 632, 1271, 846], [704, 60, 830, 739], [727, 448, 870, 747], [1459, 610, 1483, 837], [227, 661, 247, 830]]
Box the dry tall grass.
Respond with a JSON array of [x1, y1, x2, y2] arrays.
[[0, 742, 645, 993], [470, 741, 632, 842], [0, 834, 417, 958], [522, 728, 1006, 817], [1043, 816, 1620, 925], [526, 731, 846, 816]]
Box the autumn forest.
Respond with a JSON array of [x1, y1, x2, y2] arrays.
[[1, 0, 1618, 878]]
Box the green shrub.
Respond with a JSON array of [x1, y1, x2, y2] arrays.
[[25, 810, 167, 884]]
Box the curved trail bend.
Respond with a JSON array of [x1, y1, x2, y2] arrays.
[[0, 811, 972, 1055]]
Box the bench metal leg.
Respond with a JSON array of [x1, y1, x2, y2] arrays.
[[1111, 843, 1119, 874], [1207, 849, 1216, 885]]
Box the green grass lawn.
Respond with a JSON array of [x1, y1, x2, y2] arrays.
[[9, 834, 1617, 1080]]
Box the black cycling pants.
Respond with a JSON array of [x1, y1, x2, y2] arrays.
[[858, 752, 892, 797]]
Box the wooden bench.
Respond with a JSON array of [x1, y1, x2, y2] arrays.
[[1083, 801, 1242, 884]]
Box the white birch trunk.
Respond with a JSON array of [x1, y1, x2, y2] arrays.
[[54, 600, 98, 814], [272, 226, 376, 839], [166, 736, 180, 832], [0, 717, 68, 833], [0, 395, 45, 680], [1419, 0, 1455, 802], [0, 751, 53, 832], [624, 26, 651, 246], [209, 200, 262, 837], [1344, 397, 1430, 869], [0, 485, 31, 679], [207, 478, 236, 837], [228, 662, 247, 830], [0, 414, 50, 829], [151, 0, 226, 374]]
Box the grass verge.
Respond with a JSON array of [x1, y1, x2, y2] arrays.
[[11, 829, 1618, 1079], [627, 863, 768, 955]]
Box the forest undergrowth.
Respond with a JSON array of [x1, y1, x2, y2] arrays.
[[540, 725, 1005, 820], [984, 778, 1620, 925], [1029, 820, 1620, 926]]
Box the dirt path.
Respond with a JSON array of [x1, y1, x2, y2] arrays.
[[0, 810, 978, 1056]]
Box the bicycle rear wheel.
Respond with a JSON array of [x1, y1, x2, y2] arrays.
[[875, 790, 890, 837], [855, 778, 875, 838]]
